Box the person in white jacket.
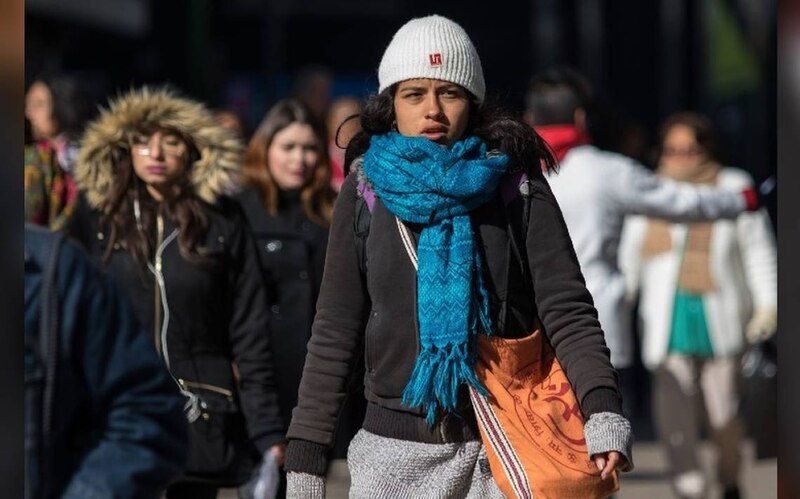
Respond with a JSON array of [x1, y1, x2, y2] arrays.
[[619, 112, 776, 499], [523, 67, 760, 415]]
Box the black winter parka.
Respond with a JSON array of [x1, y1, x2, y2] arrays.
[[236, 186, 366, 459], [67, 197, 285, 470]]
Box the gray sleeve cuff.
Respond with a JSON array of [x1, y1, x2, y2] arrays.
[[584, 412, 635, 471], [287, 472, 326, 499]]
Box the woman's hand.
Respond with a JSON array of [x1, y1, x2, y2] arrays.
[[269, 443, 287, 467], [593, 451, 627, 480], [584, 412, 634, 475]]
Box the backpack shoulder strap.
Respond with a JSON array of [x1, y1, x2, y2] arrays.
[[354, 181, 375, 275], [501, 168, 533, 291], [356, 180, 376, 213]]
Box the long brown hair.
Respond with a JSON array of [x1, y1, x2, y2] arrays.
[[242, 99, 335, 226], [100, 128, 210, 268]]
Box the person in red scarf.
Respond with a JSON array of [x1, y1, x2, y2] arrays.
[[523, 67, 760, 426]]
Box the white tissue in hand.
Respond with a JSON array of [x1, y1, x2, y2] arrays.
[[240, 451, 280, 499], [254, 451, 280, 499]]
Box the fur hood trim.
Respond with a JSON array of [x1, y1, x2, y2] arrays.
[[75, 87, 242, 208]]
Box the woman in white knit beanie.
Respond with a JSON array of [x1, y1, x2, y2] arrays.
[[284, 15, 634, 498]]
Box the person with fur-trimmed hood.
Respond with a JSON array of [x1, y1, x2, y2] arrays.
[[66, 87, 285, 498]]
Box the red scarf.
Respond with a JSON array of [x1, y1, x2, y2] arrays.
[[534, 125, 591, 163]]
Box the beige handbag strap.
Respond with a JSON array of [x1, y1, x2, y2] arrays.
[[396, 216, 517, 486], [395, 217, 418, 270]]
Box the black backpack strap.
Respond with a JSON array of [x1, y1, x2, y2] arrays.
[[354, 181, 375, 276], [502, 167, 533, 290], [496, 167, 534, 336]]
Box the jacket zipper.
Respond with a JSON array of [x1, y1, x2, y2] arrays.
[[145, 211, 198, 420], [153, 213, 164, 354], [148, 213, 179, 368]]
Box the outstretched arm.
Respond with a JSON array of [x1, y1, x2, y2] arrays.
[[612, 159, 748, 221]]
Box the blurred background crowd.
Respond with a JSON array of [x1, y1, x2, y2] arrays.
[[26, 0, 776, 204]]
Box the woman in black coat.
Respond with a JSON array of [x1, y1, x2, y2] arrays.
[[67, 87, 285, 498], [238, 99, 366, 474]]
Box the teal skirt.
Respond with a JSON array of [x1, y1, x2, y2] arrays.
[[668, 290, 715, 357]]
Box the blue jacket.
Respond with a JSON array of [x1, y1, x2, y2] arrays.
[[24, 225, 188, 499]]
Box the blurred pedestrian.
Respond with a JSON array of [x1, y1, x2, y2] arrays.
[[25, 224, 188, 498], [285, 15, 633, 498], [326, 96, 362, 191], [215, 108, 249, 142], [237, 99, 363, 494], [524, 67, 762, 417], [619, 112, 777, 499], [291, 65, 332, 123], [66, 87, 285, 498], [24, 74, 89, 229]]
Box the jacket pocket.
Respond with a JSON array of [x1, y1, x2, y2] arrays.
[[181, 381, 258, 486], [364, 311, 419, 399]]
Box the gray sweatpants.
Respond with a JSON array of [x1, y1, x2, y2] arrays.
[[347, 429, 503, 499]]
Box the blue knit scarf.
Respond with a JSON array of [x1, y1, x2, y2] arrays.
[[362, 132, 509, 422]]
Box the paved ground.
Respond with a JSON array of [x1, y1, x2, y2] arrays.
[[619, 440, 777, 499], [219, 440, 776, 498]]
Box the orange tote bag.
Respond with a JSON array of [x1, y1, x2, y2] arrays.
[[468, 328, 620, 499], [394, 216, 618, 498]]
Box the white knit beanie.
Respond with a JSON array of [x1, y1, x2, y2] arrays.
[[378, 15, 485, 103]]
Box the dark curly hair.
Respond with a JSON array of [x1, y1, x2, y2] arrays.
[[343, 85, 557, 176]]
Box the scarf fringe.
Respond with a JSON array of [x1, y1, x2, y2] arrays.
[[401, 342, 488, 424]]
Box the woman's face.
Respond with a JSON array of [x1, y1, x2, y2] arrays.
[[393, 79, 470, 147], [660, 124, 707, 170], [267, 122, 321, 191], [25, 81, 58, 140], [130, 129, 190, 199]]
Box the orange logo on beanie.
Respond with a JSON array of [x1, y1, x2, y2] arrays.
[[429, 53, 443, 67]]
